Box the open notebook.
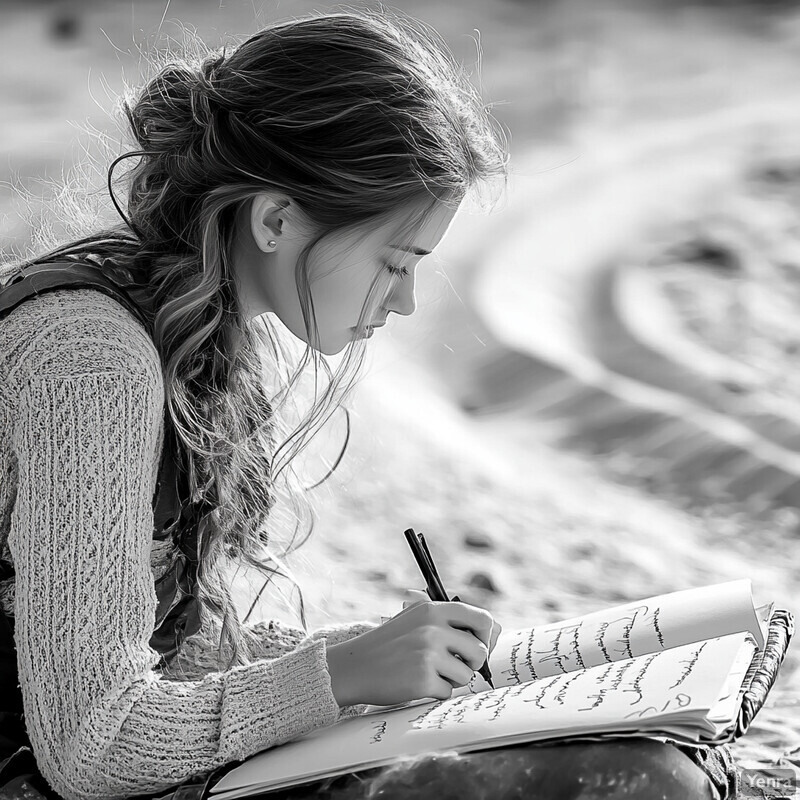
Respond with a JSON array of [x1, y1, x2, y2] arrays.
[[206, 579, 793, 799]]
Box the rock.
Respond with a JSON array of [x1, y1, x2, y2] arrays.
[[719, 379, 749, 395], [466, 571, 499, 593], [49, 9, 80, 42], [663, 237, 740, 272], [569, 543, 597, 560], [463, 531, 495, 550]]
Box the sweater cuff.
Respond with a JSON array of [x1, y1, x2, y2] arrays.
[[303, 622, 380, 721], [336, 702, 371, 721], [219, 638, 340, 762], [305, 621, 379, 648]]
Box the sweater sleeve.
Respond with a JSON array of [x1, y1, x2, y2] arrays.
[[221, 619, 380, 721], [306, 621, 380, 647], [304, 622, 380, 720], [8, 365, 345, 800], [241, 618, 379, 662]]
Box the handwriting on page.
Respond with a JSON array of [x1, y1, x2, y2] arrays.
[[485, 580, 759, 692], [369, 720, 387, 744], [406, 639, 727, 734], [669, 642, 707, 690], [495, 604, 662, 685]]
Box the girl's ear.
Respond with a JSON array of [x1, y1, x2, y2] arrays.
[[250, 193, 290, 253]]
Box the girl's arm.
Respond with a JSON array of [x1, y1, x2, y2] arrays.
[[163, 618, 377, 677], [6, 290, 354, 800], [168, 618, 378, 720], [246, 620, 380, 720]]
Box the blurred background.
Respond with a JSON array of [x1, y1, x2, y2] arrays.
[[3, 0, 800, 768]]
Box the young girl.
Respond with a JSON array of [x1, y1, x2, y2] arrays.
[[0, 9, 736, 800]]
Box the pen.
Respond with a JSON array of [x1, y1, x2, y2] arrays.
[[417, 533, 448, 600], [403, 528, 495, 689], [403, 528, 441, 601]]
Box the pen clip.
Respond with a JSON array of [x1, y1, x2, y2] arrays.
[[417, 532, 448, 601]]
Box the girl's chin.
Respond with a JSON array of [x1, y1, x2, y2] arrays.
[[310, 327, 375, 356], [311, 333, 356, 356], [349, 324, 375, 340]]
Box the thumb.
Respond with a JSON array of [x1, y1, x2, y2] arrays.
[[402, 588, 430, 609], [489, 620, 503, 654]]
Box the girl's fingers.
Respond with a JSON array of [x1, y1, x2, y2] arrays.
[[443, 627, 489, 671], [402, 588, 429, 610], [438, 650, 479, 688], [440, 602, 495, 649], [489, 621, 502, 654]]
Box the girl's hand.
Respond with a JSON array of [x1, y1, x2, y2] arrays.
[[325, 598, 501, 707], [403, 589, 502, 654]]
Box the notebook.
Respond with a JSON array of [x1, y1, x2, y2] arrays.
[[205, 579, 794, 799]]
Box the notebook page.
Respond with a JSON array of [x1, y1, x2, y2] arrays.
[[209, 633, 751, 799], [472, 579, 762, 693], [755, 602, 774, 642], [706, 633, 758, 730]]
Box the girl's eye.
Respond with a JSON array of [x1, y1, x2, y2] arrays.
[[386, 263, 410, 279]]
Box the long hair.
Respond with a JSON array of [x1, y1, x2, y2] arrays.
[[3, 7, 508, 671]]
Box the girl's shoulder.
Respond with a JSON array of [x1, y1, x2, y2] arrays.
[[0, 285, 162, 388]]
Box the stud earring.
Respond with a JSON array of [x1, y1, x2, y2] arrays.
[[267, 240, 277, 248]]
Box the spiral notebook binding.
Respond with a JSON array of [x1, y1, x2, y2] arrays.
[[735, 608, 795, 739]]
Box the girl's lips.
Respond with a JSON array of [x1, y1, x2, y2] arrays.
[[354, 322, 386, 337]]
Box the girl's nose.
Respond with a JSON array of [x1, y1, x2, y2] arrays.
[[385, 270, 417, 317]]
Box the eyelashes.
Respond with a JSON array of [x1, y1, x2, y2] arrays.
[[386, 263, 410, 279]]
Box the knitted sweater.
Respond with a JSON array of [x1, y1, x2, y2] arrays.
[[0, 287, 378, 800]]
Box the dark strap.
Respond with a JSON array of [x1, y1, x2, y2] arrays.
[[0, 259, 152, 332], [0, 606, 25, 757]]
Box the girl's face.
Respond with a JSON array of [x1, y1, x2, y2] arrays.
[[234, 197, 460, 355]]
